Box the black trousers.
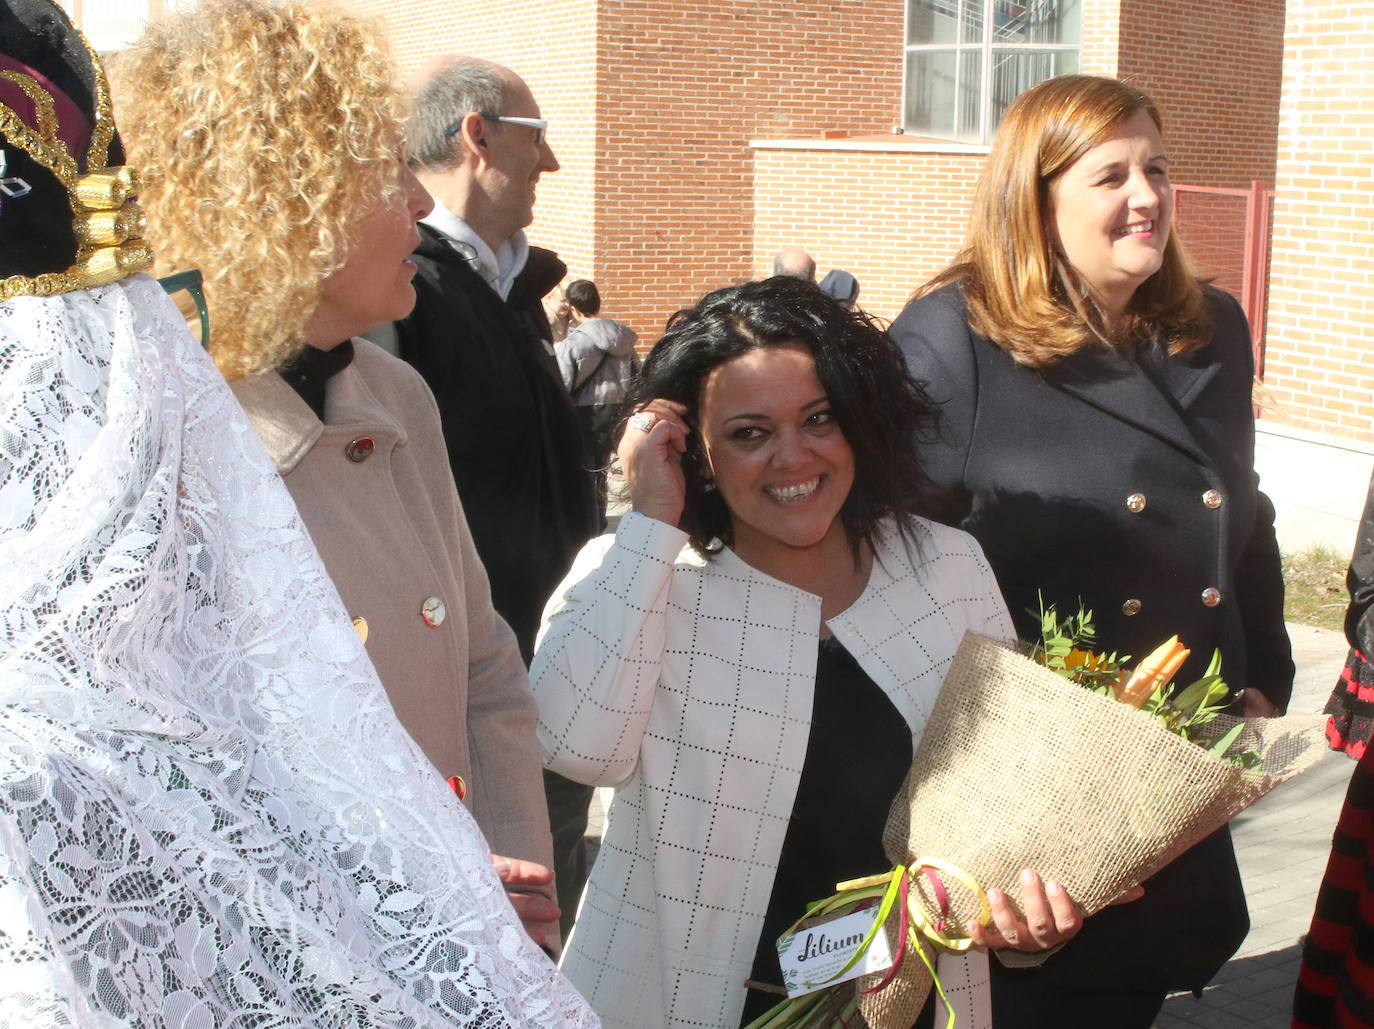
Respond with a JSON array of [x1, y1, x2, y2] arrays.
[[543, 769, 595, 940], [990, 967, 1166, 1029]]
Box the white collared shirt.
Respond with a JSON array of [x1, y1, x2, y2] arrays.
[[421, 198, 530, 300]]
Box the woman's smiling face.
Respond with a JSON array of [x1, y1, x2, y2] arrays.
[[696, 341, 855, 564], [1050, 109, 1173, 321]]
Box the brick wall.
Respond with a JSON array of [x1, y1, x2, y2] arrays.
[[595, 0, 905, 337], [747, 0, 1287, 326], [354, 0, 903, 338], [1080, 0, 1122, 73], [1115, 0, 1285, 188], [345, 0, 602, 289], [1260, 1, 1374, 442], [752, 145, 982, 323], [354, 0, 1297, 357]]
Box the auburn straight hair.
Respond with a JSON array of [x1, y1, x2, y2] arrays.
[[921, 75, 1212, 366]]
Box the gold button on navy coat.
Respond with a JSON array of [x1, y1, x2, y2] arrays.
[[895, 283, 1293, 1000]]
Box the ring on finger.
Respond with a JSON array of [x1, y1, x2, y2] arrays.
[[630, 412, 656, 432]]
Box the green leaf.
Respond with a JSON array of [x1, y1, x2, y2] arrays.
[[1207, 721, 1247, 759], [1169, 676, 1214, 715]]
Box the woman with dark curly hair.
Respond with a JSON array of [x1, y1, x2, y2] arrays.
[[530, 276, 1088, 1029]]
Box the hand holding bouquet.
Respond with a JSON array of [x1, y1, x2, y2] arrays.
[[749, 613, 1326, 1029]]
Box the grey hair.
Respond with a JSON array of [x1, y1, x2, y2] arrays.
[[406, 57, 507, 170]]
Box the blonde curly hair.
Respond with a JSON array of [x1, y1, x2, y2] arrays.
[[111, 0, 405, 379]]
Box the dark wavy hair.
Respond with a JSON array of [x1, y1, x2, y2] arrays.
[[623, 276, 942, 557]]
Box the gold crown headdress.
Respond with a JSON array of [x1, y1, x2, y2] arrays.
[[0, 3, 151, 300]]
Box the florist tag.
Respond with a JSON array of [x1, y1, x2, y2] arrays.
[[776, 906, 894, 998]]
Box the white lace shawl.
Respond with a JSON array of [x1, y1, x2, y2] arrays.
[[0, 275, 598, 1027]]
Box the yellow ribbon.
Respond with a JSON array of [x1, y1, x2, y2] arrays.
[[901, 856, 990, 952], [833, 858, 991, 1029], [754, 858, 993, 1029]]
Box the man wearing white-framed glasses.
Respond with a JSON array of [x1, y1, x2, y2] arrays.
[[370, 54, 601, 956]]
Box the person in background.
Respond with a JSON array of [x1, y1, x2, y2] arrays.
[[0, 0, 594, 1022], [819, 268, 861, 310], [771, 245, 816, 282], [1324, 471, 1374, 758], [114, 0, 561, 953], [391, 53, 600, 941], [545, 282, 572, 343], [1293, 740, 1374, 1028], [1293, 474, 1374, 1026], [532, 276, 1092, 1029], [557, 277, 640, 508], [893, 74, 1293, 1028]]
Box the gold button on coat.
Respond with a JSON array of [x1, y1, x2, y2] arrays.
[[1201, 587, 1222, 607], [1122, 598, 1142, 616], [421, 596, 447, 627], [345, 435, 374, 462], [1202, 489, 1223, 509], [1125, 493, 1147, 513]]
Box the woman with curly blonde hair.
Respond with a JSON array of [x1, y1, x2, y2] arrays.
[[113, 0, 567, 957]]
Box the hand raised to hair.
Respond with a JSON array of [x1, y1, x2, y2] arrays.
[[618, 400, 691, 528]]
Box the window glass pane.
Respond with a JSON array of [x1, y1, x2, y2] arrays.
[[1057, 0, 1083, 44], [904, 49, 958, 137], [992, 0, 1082, 45], [907, 0, 959, 44], [956, 49, 983, 141], [961, 0, 984, 44], [988, 49, 1080, 125]]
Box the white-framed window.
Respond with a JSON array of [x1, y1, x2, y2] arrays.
[[903, 0, 1082, 144]]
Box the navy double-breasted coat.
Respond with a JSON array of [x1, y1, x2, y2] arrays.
[[894, 282, 1293, 994]]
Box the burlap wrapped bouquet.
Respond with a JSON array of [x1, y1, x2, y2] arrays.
[[853, 632, 1327, 1029]]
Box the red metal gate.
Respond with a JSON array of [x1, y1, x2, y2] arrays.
[[1171, 180, 1276, 374]]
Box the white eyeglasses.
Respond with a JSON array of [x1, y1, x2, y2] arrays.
[[444, 113, 548, 147]]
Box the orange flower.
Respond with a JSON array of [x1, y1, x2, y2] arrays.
[[1065, 648, 1108, 671], [1114, 636, 1191, 709]]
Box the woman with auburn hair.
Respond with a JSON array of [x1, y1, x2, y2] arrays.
[[112, 0, 567, 957], [893, 74, 1293, 1026], [530, 276, 1103, 1029]]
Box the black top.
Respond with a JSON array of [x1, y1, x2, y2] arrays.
[[279, 340, 353, 419], [739, 637, 915, 1027], [1346, 471, 1374, 656], [894, 284, 1291, 709]]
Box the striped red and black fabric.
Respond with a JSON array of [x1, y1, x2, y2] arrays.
[[1326, 649, 1374, 760], [1294, 745, 1374, 1027]]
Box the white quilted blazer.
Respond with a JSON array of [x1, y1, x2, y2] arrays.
[[531, 512, 1014, 1029]]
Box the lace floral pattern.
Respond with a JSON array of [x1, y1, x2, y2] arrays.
[[0, 276, 597, 1027]]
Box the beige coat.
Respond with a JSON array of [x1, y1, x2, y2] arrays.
[[231, 340, 554, 885]]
